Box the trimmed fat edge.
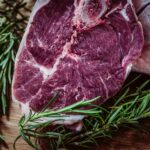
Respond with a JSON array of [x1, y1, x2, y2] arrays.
[[21, 102, 85, 126], [11, 0, 49, 104], [11, 0, 85, 127]]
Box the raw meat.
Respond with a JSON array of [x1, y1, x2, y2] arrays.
[[12, 0, 144, 123], [132, 1, 150, 74]]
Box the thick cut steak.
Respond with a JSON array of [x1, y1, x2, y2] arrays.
[[12, 0, 144, 121]]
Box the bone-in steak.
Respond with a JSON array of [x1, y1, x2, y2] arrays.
[[12, 0, 144, 115]]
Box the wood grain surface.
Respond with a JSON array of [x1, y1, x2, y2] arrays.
[[1, 101, 150, 150], [0, 102, 33, 150]]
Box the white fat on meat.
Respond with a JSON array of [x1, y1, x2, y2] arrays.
[[120, 8, 130, 21], [73, 0, 107, 27], [14, 0, 50, 64], [12, 0, 50, 104], [32, 31, 78, 78], [21, 101, 85, 126], [12, 0, 85, 127]]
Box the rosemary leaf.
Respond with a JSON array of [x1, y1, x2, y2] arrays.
[[15, 76, 150, 150], [0, 0, 31, 114]]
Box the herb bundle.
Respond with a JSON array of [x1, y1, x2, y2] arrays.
[[0, 0, 31, 114], [14, 76, 150, 150]]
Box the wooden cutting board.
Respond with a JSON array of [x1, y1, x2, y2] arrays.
[[1, 101, 150, 150]]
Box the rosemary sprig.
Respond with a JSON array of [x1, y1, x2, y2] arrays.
[[0, 0, 31, 114], [14, 77, 150, 150], [0, 20, 15, 114]]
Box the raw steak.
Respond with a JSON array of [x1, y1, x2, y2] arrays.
[[132, 1, 150, 74], [12, 0, 144, 123]]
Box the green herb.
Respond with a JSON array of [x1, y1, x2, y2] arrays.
[[0, 20, 15, 114], [0, 0, 31, 114], [0, 134, 5, 142], [14, 77, 150, 150]]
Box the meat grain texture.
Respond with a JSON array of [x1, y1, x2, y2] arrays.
[[12, 0, 144, 124]]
